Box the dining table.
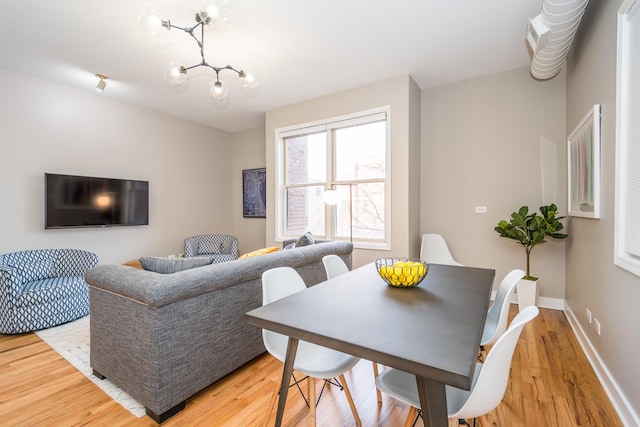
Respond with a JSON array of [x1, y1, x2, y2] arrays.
[[244, 261, 495, 427]]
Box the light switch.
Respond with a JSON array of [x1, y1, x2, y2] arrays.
[[475, 206, 487, 214]]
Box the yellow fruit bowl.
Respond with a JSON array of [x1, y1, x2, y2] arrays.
[[375, 258, 428, 288]]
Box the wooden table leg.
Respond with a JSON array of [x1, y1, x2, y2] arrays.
[[274, 337, 299, 427], [415, 376, 448, 427], [372, 362, 382, 404]]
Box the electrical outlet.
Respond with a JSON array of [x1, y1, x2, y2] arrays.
[[475, 206, 487, 213], [586, 308, 592, 323], [594, 318, 601, 335]]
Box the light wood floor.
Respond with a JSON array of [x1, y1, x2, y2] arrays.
[[0, 306, 622, 427]]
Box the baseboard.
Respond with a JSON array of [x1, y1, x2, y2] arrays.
[[564, 303, 640, 427], [490, 292, 564, 310], [537, 295, 565, 310]]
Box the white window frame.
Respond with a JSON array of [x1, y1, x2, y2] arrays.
[[275, 106, 391, 249], [615, 0, 640, 276]]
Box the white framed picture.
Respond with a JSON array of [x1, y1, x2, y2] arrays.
[[568, 104, 601, 219]]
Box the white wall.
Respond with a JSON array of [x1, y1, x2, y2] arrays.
[[0, 69, 233, 265], [565, 0, 640, 422], [421, 66, 567, 299]]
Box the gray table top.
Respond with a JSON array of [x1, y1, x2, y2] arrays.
[[245, 262, 495, 390]]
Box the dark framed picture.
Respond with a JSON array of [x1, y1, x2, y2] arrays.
[[242, 168, 266, 218]]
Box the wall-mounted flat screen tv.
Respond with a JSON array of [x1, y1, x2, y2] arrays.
[[45, 173, 149, 229]]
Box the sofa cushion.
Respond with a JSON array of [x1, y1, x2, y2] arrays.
[[139, 257, 213, 274], [238, 246, 280, 259], [10, 259, 54, 283], [198, 240, 222, 255], [295, 232, 315, 247], [191, 254, 237, 264], [17, 276, 86, 307]]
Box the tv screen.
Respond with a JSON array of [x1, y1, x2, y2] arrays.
[[45, 173, 149, 229]]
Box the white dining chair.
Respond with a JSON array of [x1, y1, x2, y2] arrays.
[[374, 306, 539, 427], [322, 254, 383, 405], [261, 266, 362, 427], [480, 269, 525, 351], [419, 233, 463, 266], [322, 254, 350, 279]]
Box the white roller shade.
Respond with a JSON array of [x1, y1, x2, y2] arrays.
[[615, 0, 640, 274]]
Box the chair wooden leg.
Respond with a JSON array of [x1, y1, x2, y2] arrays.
[[404, 406, 418, 427], [372, 362, 382, 404], [307, 377, 317, 427], [338, 374, 362, 427]]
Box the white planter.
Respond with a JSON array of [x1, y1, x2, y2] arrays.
[[516, 278, 540, 311]]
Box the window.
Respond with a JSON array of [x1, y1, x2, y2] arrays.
[[276, 108, 390, 247], [615, 0, 640, 275]]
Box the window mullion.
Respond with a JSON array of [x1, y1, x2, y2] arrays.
[[325, 129, 335, 239]]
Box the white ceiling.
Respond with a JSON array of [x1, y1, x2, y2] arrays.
[[0, 0, 542, 133]]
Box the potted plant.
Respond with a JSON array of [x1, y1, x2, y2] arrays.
[[494, 204, 568, 309]]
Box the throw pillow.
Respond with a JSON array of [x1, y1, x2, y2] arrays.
[[238, 246, 280, 259], [295, 231, 315, 247], [283, 242, 296, 250], [139, 256, 213, 274]]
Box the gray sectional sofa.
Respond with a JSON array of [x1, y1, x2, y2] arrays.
[[84, 240, 352, 423]]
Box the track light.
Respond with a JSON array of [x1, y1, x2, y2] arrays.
[[95, 73, 109, 92]]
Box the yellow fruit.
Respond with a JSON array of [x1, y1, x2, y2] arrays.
[[378, 259, 427, 287]]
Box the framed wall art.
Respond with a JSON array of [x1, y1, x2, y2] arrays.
[[567, 104, 601, 219], [242, 168, 266, 218]]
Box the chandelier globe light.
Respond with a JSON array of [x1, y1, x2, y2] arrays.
[[138, 0, 259, 108], [164, 61, 188, 85], [209, 79, 230, 109], [196, 0, 229, 30]]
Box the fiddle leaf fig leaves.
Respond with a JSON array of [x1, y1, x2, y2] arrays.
[[495, 204, 568, 277]]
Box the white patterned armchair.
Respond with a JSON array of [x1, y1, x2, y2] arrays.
[[0, 248, 98, 334], [184, 234, 239, 264]]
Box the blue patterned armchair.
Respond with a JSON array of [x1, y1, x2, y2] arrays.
[[184, 234, 239, 264], [0, 249, 98, 334]]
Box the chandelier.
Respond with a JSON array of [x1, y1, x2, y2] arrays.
[[139, 0, 259, 109]]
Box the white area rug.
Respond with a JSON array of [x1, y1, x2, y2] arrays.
[[35, 315, 145, 418]]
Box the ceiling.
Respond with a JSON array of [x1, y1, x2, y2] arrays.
[[0, 0, 543, 133]]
